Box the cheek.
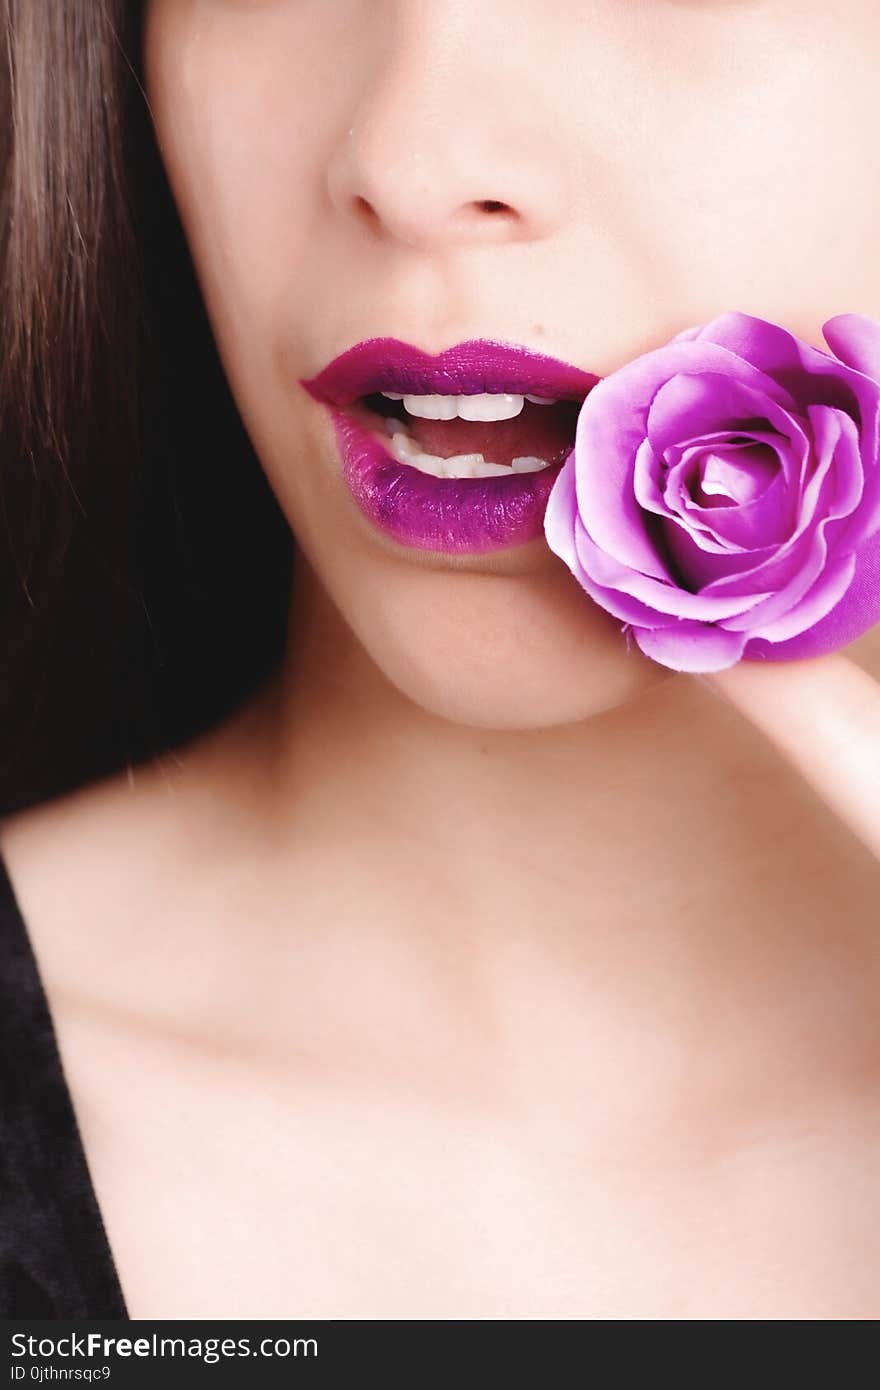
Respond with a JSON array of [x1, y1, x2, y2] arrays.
[[141, 1, 322, 370], [624, 12, 880, 316]]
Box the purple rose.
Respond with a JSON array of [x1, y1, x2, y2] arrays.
[[544, 312, 880, 672]]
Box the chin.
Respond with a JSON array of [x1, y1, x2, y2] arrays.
[[340, 560, 674, 730]]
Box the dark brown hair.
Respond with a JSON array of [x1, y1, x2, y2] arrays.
[[0, 1, 292, 816]]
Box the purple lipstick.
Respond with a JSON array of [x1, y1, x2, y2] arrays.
[[300, 339, 600, 555]]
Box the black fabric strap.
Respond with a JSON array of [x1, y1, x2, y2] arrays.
[[0, 849, 129, 1317]]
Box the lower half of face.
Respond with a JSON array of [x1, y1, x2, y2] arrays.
[[143, 0, 880, 730], [242, 378, 669, 728]]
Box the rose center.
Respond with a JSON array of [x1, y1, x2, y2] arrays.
[[689, 442, 779, 510]]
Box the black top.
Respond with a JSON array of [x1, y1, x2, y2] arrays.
[[0, 849, 129, 1318]]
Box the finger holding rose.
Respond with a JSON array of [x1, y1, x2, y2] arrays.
[[544, 311, 880, 857]]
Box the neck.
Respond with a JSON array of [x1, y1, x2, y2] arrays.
[[252, 552, 766, 960], [180, 553, 873, 1132]]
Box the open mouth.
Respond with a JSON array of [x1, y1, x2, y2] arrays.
[[299, 338, 601, 553], [344, 390, 583, 480]]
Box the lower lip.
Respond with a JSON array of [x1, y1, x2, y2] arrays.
[[324, 406, 570, 555]]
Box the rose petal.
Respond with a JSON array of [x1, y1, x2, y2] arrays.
[[544, 459, 667, 629], [632, 620, 748, 672], [573, 339, 798, 580], [702, 445, 775, 502], [821, 318, 880, 546], [668, 324, 704, 344], [631, 440, 764, 555], [543, 452, 581, 574], [716, 407, 861, 625], [696, 406, 851, 604], [701, 311, 880, 542], [694, 405, 860, 565], [822, 313, 880, 535], [667, 441, 792, 552], [666, 442, 777, 512], [804, 402, 865, 522], [693, 311, 868, 413], [645, 371, 803, 457], [683, 470, 790, 552], [744, 550, 857, 643], [632, 437, 674, 520], [652, 430, 798, 554], [743, 527, 880, 659], [574, 520, 773, 621], [712, 521, 828, 631], [718, 476, 851, 636], [823, 313, 880, 384], [663, 425, 795, 470]]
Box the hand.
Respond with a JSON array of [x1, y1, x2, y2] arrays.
[[702, 653, 880, 861]]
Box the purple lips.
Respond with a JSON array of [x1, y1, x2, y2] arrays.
[[300, 338, 599, 406], [300, 339, 599, 554]]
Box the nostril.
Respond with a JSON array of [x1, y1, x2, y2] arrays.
[[353, 194, 379, 225], [343, 179, 521, 244]]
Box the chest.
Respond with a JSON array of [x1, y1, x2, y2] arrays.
[[54, 1000, 880, 1320]]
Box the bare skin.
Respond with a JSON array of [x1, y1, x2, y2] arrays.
[[2, 561, 878, 1319], [3, 0, 880, 1318]]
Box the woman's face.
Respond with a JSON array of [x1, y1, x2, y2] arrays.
[[142, 0, 880, 729]]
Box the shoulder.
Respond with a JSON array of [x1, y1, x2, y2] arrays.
[[0, 676, 275, 896], [0, 680, 282, 1039], [0, 708, 248, 1016]]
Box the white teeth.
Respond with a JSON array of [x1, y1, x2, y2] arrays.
[[381, 390, 526, 422], [524, 394, 557, 405], [401, 393, 460, 420], [457, 393, 524, 421], [384, 422, 421, 457], [444, 456, 513, 479], [511, 456, 551, 473], [384, 420, 550, 479], [410, 452, 449, 478]]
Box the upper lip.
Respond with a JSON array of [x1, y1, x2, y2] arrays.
[[299, 338, 601, 407]]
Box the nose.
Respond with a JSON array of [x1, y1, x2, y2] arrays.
[[324, 2, 570, 252]]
